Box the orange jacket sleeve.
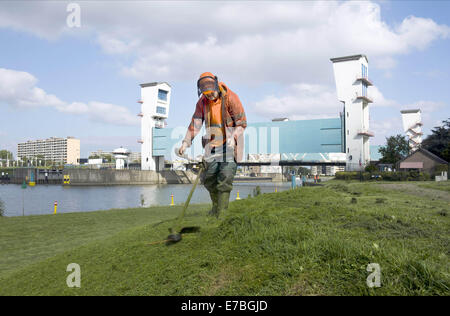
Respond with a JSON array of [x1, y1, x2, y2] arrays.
[[182, 98, 204, 147], [226, 90, 247, 129]]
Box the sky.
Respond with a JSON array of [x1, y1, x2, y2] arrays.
[[0, 0, 449, 158]]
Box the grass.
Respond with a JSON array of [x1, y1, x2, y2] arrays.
[[418, 181, 450, 192], [0, 181, 449, 296], [0, 205, 203, 277]]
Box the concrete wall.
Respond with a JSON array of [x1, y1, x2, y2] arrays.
[[64, 168, 197, 185]]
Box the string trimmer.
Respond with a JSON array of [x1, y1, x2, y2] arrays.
[[151, 149, 204, 246]]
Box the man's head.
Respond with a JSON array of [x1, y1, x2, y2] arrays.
[[197, 72, 219, 100]]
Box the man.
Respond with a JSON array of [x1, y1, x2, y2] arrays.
[[179, 72, 247, 217]]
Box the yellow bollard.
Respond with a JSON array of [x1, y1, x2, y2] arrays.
[[54, 201, 58, 214], [275, 186, 277, 193], [170, 194, 175, 206], [236, 191, 241, 200]]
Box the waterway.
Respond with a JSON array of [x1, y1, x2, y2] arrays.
[[0, 182, 291, 217]]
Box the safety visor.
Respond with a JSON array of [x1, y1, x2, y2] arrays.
[[197, 76, 218, 96]]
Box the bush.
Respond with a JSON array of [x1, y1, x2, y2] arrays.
[[0, 198, 4, 217], [365, 164, 378, 173], [335, 171, 430, 181], [435, 164, 448, 176], [435, 164, 448, 172]]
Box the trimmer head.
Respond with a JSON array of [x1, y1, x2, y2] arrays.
[[165, 226, 201, 245], [166, 233, 182, 245]]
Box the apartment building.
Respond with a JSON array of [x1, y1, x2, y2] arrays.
[[17, 137, 80, 165]]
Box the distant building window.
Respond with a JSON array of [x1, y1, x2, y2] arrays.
[[156, 106, 166, 115], [362, 64, 367, 78], [158, 89, 168, 102], [362, 83, 368, 97]]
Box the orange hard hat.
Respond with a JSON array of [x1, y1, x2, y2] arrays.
[[199, 72, 215, 79]]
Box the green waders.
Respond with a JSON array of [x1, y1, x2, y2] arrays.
[[203, 161, 237, 218]]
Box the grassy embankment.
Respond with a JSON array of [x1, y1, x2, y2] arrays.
[[0, 181, 449, 295]]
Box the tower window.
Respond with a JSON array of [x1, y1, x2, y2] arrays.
[[156, 106, 166, 115], [158, 89, 168, 102], [362, 64, 367, 78]]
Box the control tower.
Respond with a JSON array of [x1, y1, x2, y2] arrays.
[[138, 82, 171, 171], [331, 54, 374, 171]]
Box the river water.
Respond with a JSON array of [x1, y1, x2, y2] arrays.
[[0, 182, 291, 217]]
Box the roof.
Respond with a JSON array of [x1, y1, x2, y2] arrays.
[[400, 109, 421, 114], [272, 118, 289, 122], [400, 148, 448, 164], [400, 162, 423, 169], [330, 54, 369, 63], [140, 82, 171, 88]]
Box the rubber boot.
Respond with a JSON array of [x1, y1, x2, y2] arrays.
[[215, 191, 231, 218], [207, 191, 219, 217]]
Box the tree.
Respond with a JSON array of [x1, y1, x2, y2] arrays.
[[0, 150, 14, 160], [103, 154, 114, 163], [297, 166, 311, 175], [379, 134, 410, 164], [422, 118, 450, 162]]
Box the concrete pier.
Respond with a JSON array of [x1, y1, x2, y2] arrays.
[[64, 169, 197, 185]]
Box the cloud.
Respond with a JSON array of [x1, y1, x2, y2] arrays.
[[0, 68, 139, 126], [0, 1, 449, 85], [251, 82, 401, 120], [401, 100, 446, 112], [370, 86, 397, 107], [252, 83, 342, 120], [251, 80, 446, 146], [0, 68, 65, 108], [370, 118, 403, 145]]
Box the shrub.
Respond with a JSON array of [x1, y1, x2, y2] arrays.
[[435, 164, 448, 173], [0, 198, 4, 217], [365, 164, 378, 173], [335, 171, 431, 181]]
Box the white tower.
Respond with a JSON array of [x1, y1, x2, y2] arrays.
[[401, 109, 423, 152], [138, 82, 171, 171], [113, 147, 130, 170], [331, 55, 374, 171]]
